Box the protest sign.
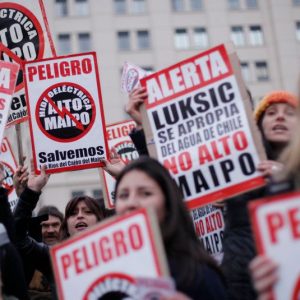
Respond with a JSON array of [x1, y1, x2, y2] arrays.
[[100, 119, 138, 209], [121, 62, 151, 94], [191, 204, 225, 264], [0, 60, 19, 142], [250, 191, 300, 300], [0, 137, 18, 211], [140, 44, 266, 208], [0, 0, 56, 126], [24, 52, 109, 173], [51, 208, 168, 300]]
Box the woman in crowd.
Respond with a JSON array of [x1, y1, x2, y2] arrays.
[[114, 156, 227, 300], [221, 90, 299, 300]]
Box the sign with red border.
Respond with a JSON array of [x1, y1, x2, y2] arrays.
[[0, 0, 56, 126], [50, 208, 168, 300], [140, 44, 266, 208], [0, 60, 19, 142], [100, 119, 138, 209], [249, 191, 300, 300], [24, 52, 109, 174], [0, 137, 18, 210]]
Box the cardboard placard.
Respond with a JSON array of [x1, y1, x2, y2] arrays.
[[191, 204, 225, 264], [0, 137, 18, 211], [100, 119, 138, 209], [0, 0, 56, 126], [249, 191, 300, 300], [0, 60, 19, 141], [24, 52, 109, 173], [51, 208, 169, 300], [140, 43, 266, 208]]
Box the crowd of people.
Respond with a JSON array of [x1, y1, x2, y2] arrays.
[[0, 81, 299, 300]]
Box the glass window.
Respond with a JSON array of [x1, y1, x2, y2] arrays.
[[74, 0, 89, 16], [190, 0, 203, 10], [255, 61, 269, 81], [55, 0, 68, 17], [117, 31, 130, 50], [246, 0, 258, 8], [174, 28, 189, 49], [193, 27, 208, 48], [71, 190, 85, 197], [240, 62, 250, 82], [228, 0, 240, 9], [142, 66, 154, 72], [293, 0, 300, 5], [171, 0, 185, 11], [249, 25, 264, 45], [137, 30, 150, 49], [114, 0, 126, 14], [57, 33, 71, 54], [131, 0, 146, 14], [230, 26, 245, 46], [92, 189, 103, 199], [296, 21, 300, 41], [78, 33, 91, 52]]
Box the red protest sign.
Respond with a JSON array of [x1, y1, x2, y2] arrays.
[[0, 137, 18, 210], [24, 52, 109, 174], [0, 0, 56, 126], [100, 119, 138, 209], [249, 191, 300, 300], [141, 44, 266, 208], [50, 208, 168, 300]]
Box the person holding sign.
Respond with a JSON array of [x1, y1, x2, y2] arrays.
[[222, 90, 299, 300], [114, 156, 227, 300]]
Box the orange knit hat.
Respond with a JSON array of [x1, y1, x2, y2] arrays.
[[254, 90, 298, 122]]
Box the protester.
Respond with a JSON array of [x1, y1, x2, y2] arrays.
[[222, 90, 299, 300], [114, 156, 227, 300]]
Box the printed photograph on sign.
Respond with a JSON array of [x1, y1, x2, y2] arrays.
[[140, 44, 266, 208], [249, 191, 300, 300], [24, 52, 109, 173], [100, 120, 138, 209], [50, 208, 168, 300], [0, 0, 56, 126]]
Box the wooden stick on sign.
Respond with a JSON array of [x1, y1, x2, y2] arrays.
[[15, 124, 24, 166]]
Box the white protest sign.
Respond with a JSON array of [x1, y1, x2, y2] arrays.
[[24, 52, 109, 173], [0, 137, 18, 211], [121, 62, 151, 94], [51, 208, 168, 300], [250, 191, 300, 300], [0, 0, 56, 126], [0, 60, 19, 142], [141, 44, 266, 208], [191, 204, 225, 264], [100, 119, 138, 209]]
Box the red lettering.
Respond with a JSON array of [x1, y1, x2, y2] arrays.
[[179, 152, 192, 171], [73, 249, 83, 275], [198, 144, 213, 164], [233, 131, 248, 151], [266, 212, 284, 244], [27, 66, 37, 82], [129, 224, 143, 250], [0, 98, 5, 110], [163, 156, 178, 175], [211, 141, 223, 159], [82, 245, 95, 270], [71, 60, 81, 75], [61, 254, 71, 280], [113, 230, 128, 256], [289, 208, 300, 239], [99, 236, 112, 262]]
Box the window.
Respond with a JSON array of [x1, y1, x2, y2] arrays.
[[131, 0, 146, 14], [296, 21, 300, 41], [78, 33, 91, 52], [71, 190, 85, 197], [57, 33, 71, 54], [231, 26, 245, 46], [55, 0, 68, 17], [193, 27, 208, 48], [142, 66, 154, 72], [117, 31, 130, 50], [74, 0, 89, 16], [246, 0, 258, 8], [92, 189, 102, 199], [137, 30, 150, 49], [249, 25, 264, 45], [174, 28, 189, 49], [255, 61, 269, 81], [171, 0, 184, 11], [293, 0, 300, 5], [114, 0, 126, 14], [190, 0, 203, 10], [228, 0, 240, 9], [240, 62, 250, 82]]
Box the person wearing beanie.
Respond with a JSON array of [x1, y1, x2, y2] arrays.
[[221, 90, 299, 300]]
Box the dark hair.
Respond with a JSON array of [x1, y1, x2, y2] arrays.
[[115, 156, 221, 289], [37, 205, 64, 223], [60, 196, 104, 239]]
